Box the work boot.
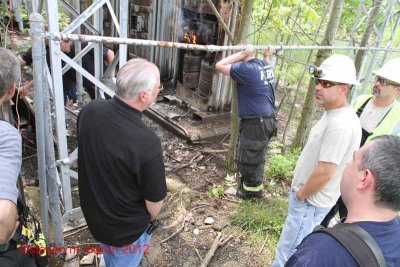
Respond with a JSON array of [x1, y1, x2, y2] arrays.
[[236, 187, 264, 199]]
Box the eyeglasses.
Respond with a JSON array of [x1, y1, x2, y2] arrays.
[[375, 76, 399, 86], [312, 78, 340, 88]]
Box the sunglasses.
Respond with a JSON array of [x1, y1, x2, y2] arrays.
[[312, 78, 341, 88], [375, 76, 399, 86]]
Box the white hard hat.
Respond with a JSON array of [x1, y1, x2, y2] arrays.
[[317, 54, 360, 85], [373, 58, 400, 85]]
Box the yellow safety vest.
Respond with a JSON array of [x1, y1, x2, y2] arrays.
[[353, 95, 400, 144]]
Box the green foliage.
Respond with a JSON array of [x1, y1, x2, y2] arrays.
[[207, 184, 225, 198], [268, 140, 284, 150], [267, 154, 293, 179], [252, 0, 320, 37], [266, 148, 301, 181], [230, 198, 288, 240], [0, 2, 70, 32]]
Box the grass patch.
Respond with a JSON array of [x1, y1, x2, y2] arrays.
[[230, 198, 288, 264]]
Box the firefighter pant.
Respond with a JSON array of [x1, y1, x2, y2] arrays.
[[236, 116, 276, 191]]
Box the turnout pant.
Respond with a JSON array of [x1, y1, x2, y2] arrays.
[[236, 116, 276, 191]]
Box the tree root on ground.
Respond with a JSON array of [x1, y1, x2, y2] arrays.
[[200, 233, 233, 267]]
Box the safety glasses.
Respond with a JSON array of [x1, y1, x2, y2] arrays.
[[375, 76, 400, 87], [312, 78, 341, 88]]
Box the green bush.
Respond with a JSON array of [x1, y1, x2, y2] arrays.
[[266, 148, 300, 181]]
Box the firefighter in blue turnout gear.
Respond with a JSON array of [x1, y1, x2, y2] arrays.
[[215, 45, 277, 199]]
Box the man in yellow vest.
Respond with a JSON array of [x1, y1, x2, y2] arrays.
[[354, 58, 400, 145], [321, 58, 400, 228]]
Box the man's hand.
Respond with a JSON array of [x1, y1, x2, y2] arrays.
[[295, 161, 338, 202], [18, 80, 34, 98], [145, 200, 163, 221], [215, 44, 255, 76], [243, 44, 255, 57], [295, 189, 306, 203], [263, 45, 276, 58], [18, 85, 29, 98]]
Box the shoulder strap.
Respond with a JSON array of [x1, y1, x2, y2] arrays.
[[356, 97, 372, 117], [313, 224, 387, 267]]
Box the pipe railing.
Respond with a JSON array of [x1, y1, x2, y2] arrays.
[[42, 32, 400, 53]]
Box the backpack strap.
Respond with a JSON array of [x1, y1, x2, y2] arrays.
[[356, 97, 372, 117], [313, 224, 387, 267]]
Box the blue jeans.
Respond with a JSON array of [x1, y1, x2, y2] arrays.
[[271, 189, 330, 267], [63, 86, 77, 105], [67, 87, 77, 103], [100, 231, 151, 267]]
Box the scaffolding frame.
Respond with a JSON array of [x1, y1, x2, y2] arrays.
[[5, 0, 399, 247]]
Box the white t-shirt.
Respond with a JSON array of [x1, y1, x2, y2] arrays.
[[291, 107, 361, 207], [358, 96, 395, 133]]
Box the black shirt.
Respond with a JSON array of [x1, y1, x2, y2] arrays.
[[77, 96, 167, 247]]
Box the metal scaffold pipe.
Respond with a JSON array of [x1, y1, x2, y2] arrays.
[[43, 32, 400, 53], [30, 13, 49, 240]]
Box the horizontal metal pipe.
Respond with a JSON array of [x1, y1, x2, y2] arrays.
[[43, 32, 400, 53]]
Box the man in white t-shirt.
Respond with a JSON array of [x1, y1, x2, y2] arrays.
[[271, 54, 362, 267], [321, 58, 400, 227]]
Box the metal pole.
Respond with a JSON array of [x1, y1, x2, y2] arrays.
[[119, 0, 128, 67], [154, 0, 161, 66], [46, 0, 73, 211], [73, 0, 84, 103], [37, 0, 43, 13], [94, 2, 103, 98], [43, 58, 64, 248], [150, 0, 157, 62], [219, 0, 239, 110], [346, 0, 364, 56], [29, 12, 48, 240], [11, 0, 23, 31], [44, 33, 400, 53]]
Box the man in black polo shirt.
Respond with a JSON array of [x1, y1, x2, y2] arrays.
[[78, 58, 166, 266]]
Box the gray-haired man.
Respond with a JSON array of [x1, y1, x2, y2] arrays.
[[0, 48, 36, 266], [0, 47, 22, 249], [78, 58, 167, 266]]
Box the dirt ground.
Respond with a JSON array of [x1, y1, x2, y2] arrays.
[[17, 93, 295, 267], [20, 109, 291, 267], [12, 34, 304, 267]]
